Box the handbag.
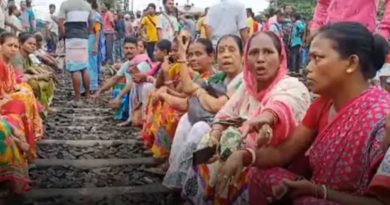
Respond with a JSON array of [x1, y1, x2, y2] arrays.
[[187, 81, 228, 125]]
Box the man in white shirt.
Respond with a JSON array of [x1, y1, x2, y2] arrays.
[[46, 4, 59, 53], [205, 0, 248, 46], [157, 0, 178, 41], [0, 0, 6, 30]]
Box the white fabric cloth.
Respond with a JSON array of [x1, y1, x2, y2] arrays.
[[205, 0, 247, 46], [157, 13, 178, 41], [0, 0, 7, 29], [6, 15, 23, 34], [45, 13, 59, 35], [375, 63, 390, 80], [163, 113, 211, 189], [126, 82, 155, 124]]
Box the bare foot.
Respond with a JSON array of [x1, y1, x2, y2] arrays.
[[118, 121, 131, 127], [143, 160, 169, 176], [143, 167, 166, 176]]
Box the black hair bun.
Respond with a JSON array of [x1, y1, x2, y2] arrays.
[[372, 34, 389, 72]]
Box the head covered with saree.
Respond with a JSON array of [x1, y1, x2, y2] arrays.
[[243, 31, 288, 101], [214, 31, 310, 147], [127, 54, 152, 74]]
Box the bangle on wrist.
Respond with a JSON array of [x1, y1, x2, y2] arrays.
[[176, 59, 187, 63], [245, 148, 256, 166], [321, 185, 328, 200], [263, 109, 279, 126]]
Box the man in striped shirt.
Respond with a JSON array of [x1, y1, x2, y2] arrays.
[[58, 0, 93, 106]]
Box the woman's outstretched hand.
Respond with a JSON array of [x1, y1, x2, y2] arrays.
[[242, 118, 273, 148], [282, 179, 317, 198]]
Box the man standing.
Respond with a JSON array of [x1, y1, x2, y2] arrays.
[[282, 5, 294, 41], [289, 13, 305, 73], [114, 12, 126, 62], [157, 0, 178, 42], [20, 0, 36, 33], [45, 4, 59, 54], [140, 3, 158, 60], [204, 0, 248, 46], [58, 0, 92, 106], [102, 5, 115, 65], [269, 10, 285, 37]]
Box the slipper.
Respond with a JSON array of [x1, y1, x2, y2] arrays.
[[143, 150, 153, 156], [143, 167, 166, 176]]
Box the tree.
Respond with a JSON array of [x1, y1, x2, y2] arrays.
[[268, 0, 316, 19], [102, 0, 124, 11]]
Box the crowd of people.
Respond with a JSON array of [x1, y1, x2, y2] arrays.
[[1, 0, 390, 204]]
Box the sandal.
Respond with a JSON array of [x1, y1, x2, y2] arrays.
[[143, 167, 166, 176]]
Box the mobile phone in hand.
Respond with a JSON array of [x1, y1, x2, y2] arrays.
[[193, 145, 217, 166]]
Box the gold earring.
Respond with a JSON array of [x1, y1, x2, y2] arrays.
[[346, 69, 353, 74]]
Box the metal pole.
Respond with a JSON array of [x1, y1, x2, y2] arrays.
[[131, 0, 133, 11]]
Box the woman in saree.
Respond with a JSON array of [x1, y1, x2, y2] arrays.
[[163, 34, 245, 190], [0, 32, 43, 142], [216, 22, 390, 205], [182, 31, 311, 205], [34, 33, 61, 73], [11, 32, 55, 115], [369, 114, 390, 205], [86, 0, 105, 93], [141, 37, 215, 160], [0, 32, 43, 194]]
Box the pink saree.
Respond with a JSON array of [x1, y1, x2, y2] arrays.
[[182, 32, 311, 205], [249, 87, 390, 205]]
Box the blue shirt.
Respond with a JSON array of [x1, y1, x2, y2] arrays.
[[291, 20, 305, 47], [20, 8, 35, 33], [115, 19, 126, 39]]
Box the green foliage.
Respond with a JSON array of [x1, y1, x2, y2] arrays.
[[102, 0, 114, 8], [267, 0, 317, 19], [102, 0, 123, 11]]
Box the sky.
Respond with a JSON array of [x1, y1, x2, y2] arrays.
[[16, 0, 269, 20]]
